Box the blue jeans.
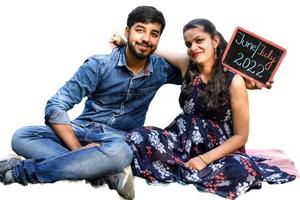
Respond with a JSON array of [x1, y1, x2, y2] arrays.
[[10, 122, 133, 185]]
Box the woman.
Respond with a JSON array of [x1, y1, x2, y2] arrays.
[[125, 19, 295, 199]]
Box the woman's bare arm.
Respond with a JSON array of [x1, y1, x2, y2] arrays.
[[155, 49, 189, 77], [185, 74, 249, 170]]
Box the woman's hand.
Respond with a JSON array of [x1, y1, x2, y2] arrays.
[[223, 67, 273, 89], [244, 78, 273, 90], [184, 156, 207, 171]]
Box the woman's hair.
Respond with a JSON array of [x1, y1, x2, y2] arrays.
[[127, 6, 166, 34], [180, 18, 229, 111]]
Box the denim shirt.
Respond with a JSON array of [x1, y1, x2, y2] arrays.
[[44, 46, 182, 132]]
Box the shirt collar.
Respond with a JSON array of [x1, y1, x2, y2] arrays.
[[116, 46, 154, 76]]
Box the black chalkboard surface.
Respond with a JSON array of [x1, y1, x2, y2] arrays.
[[222, 27, 286, 87]]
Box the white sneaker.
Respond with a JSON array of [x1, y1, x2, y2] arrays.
[[106, 166, 135, 200]]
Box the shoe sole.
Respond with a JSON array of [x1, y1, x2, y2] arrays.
[[0, 154, 22, 161]]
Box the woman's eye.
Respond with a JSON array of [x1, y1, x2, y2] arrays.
[[196, 39, 203, 43], [185, 43, 191, 48]]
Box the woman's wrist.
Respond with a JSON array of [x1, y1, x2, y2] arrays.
[[198, 154, 209, 166]]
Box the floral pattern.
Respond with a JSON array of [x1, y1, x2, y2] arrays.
[[126, 71, 295, 199]]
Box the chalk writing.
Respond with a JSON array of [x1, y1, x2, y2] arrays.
[[222, 27, 286, 86]]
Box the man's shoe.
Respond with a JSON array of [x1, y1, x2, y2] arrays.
[[106, 166, 135, 200], [87, 177, 106, 188], [0, 154, 22, 184]]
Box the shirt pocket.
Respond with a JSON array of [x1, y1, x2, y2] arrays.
[[134, 86, 157, 98]]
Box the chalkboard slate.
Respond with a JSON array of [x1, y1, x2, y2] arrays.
[[222, 27, 286, 87]]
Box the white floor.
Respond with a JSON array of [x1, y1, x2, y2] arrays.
[[1, 0, 299, 199], [1, 177, 299, 200]]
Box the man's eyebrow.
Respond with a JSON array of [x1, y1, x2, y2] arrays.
[[134, 23, 161, 34], [135, 24, 145, 29]]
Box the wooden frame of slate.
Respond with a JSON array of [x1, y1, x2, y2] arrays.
[[222, 26, 286, 87]]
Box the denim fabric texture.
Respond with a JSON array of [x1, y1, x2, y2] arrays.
[[11, 46, 182, 184], [45, 46, 182, 132], [11, 123, 132, 185]]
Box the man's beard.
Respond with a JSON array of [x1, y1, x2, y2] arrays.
[[127, 41, 155, 60]]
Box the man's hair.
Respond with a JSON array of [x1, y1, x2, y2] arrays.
[[127, 6, 166, 34]]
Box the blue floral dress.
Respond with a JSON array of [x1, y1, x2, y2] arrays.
[[126, 70, 295, 199]]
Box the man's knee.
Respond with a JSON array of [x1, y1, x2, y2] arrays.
[[109, 141, 133, 170], [11, 126, 35, 153]]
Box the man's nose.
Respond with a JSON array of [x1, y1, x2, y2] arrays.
[[141, 33, 150, 42]]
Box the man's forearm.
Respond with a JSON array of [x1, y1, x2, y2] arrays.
[[51, 124, 82, 151]]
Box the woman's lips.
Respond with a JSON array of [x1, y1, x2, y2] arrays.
[[191, 52, 202, 58]]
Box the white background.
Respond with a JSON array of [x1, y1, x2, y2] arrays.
[[0, 0, 299, 199]]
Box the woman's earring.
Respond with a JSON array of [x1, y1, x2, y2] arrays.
[[214, 47, 218, 60]]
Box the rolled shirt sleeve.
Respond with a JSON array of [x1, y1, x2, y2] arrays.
[[44, 57, 102, 125]]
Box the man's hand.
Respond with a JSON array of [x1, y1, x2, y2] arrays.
[[81, 142, 101, 149], [74, 142, 101, 151], [109, 32, 127, 49]]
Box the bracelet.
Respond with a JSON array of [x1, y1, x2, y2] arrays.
[[198, 154, 209, 166]]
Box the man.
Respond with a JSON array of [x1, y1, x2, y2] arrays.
[[0, 5, 269, 200], [0, 6, 181, 200]]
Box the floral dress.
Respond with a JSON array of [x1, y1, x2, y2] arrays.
[[126, 70, 295, 199]]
